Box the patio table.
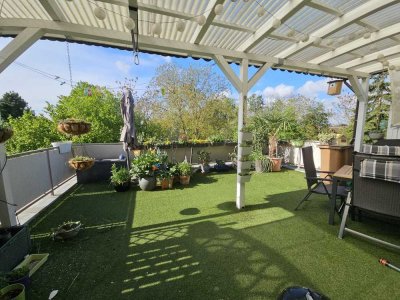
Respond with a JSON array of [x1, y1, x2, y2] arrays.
[[329, 165, 352, 225]]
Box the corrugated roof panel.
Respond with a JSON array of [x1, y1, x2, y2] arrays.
[[355, 38, 398, 56], [252, 39, 294, 57], [322, 53, 358, 67], [317, 0, 367, 12], [282, 6, 336, 36], [1, 0, 51, 20], [290, 46, 330, 62], [362, 2, 400, 29]]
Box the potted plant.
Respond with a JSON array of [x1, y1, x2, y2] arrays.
[[57, 118, 91, 136], [368, 129, 384, 141], [178, 161, 191, 185], [51, 221, 82, 240], [4, 266, 30, 288], [168, 164, 179, 188], [110, 164, 131, 192], [0, 283, 25, 300], [158, 169, 171, 190], [130, 151, 158, 191], [68, 156, 95, 171], [0, 120, 13, 144], [197, 149, 211, 173]]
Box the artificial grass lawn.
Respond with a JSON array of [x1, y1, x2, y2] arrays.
[[27, 170, 400, 300]]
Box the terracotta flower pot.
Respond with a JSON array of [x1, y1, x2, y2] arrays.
[[271, 157, 282, 172], [180, 175, 190, 185], [161, 178, 169, 190]]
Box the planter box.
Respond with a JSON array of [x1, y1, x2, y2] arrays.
[[51, 141, 72, 154], [239, 132, 253, 142], [0, 226, 31, 273], [238, 161, 252, 171], [237, 174, 251, 183], [14, 253, 49, 277], [238, 146, 252, 156]]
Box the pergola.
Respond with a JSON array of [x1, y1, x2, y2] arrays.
[[1, 0, 400, 210]]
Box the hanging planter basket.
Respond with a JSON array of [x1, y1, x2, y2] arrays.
[[0, 127, 13, 144], [68, 157, 95, 171], [57, 119, 91, 136]]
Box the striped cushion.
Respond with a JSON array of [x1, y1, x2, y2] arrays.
[[362, 144, 400, 156], [360, 159, 400, 183]]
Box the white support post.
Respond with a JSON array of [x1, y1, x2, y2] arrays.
[[236, 59, 249, 209], [349, 75, 369, 152], [0, 27, 43, 74], [0, 144, 17, 227]]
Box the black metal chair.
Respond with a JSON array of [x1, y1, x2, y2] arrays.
[[295, 146, 348, 211]]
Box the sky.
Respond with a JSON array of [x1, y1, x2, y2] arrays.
[[0, 37, 350, 123]]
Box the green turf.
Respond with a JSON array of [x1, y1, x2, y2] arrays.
[[27, 170, 400, 300]]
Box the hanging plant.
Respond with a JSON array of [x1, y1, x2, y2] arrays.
[[68, 156, 95, 171], [51, 221, 82, 240], [57, 118, 91, 136], [0, 121, 13, 144]]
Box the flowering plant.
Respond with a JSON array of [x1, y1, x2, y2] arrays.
[[130, 151, 160, 178]]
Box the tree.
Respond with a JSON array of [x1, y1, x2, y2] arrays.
[[138, 63, 237, 142], [6, 111, 61, 154], [247, 94, 263, 116], [45, 82, 123, 143], [0, 92, 30, 119], [365, 72, 391, 135]]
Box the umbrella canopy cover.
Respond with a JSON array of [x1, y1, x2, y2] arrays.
[[120, 89, 138, 150]]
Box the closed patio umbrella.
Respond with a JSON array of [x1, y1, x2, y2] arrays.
[[120, 88, 138, 170]]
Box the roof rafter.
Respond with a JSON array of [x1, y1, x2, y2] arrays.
[[38, 0, 67, 22], [0, 18, 368, 78], [309, 23, 400, 64], [276, 0, 399, 59], [237, 0, 310, 52], [190, 0, 225, 44]]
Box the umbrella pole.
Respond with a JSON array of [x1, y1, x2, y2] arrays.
[[125, 144, 131, 171]]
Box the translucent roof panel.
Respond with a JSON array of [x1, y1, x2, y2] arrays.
[[1, 0, 400, 76]]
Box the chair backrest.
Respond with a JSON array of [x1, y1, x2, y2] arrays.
[[302, 146, 317, 189]]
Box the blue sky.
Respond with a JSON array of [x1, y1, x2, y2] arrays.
[[0, 37, 348, 122]]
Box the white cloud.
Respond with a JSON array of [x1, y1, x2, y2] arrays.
[[115, 60, 131, 74], [297, 79, 328, 98], [262, 84, 295, 99]]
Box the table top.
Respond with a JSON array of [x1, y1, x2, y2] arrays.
[[333, 165, 352, 180]]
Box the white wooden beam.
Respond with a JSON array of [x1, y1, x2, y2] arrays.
[[338, 45, 400, 69], [237, 0, 310, 52], [248, 63, 272, 90], [309, 23, 400, 64], [213, 55, 241, 92], [308, 0, 343, 16], [190, 0, 224, 44], [38, 0, 67, 22], [349, 76, 369, 152], [0, 28, 43, 74], [277, 0, 399, 59], [0, 19, 369, 78]]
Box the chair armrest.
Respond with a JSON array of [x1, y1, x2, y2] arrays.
[[305, 176, 333, 182], [316, 170, 335, 174]]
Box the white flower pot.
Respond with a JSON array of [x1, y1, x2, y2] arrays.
[[51, 141, 72, 154], [238, 161, 252, 171], [238, 146, 252, 156], [239, 132, 253, 142], [237, 174, 251, 183]]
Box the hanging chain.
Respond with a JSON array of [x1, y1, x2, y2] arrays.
[[66, 39, 74, 87]]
